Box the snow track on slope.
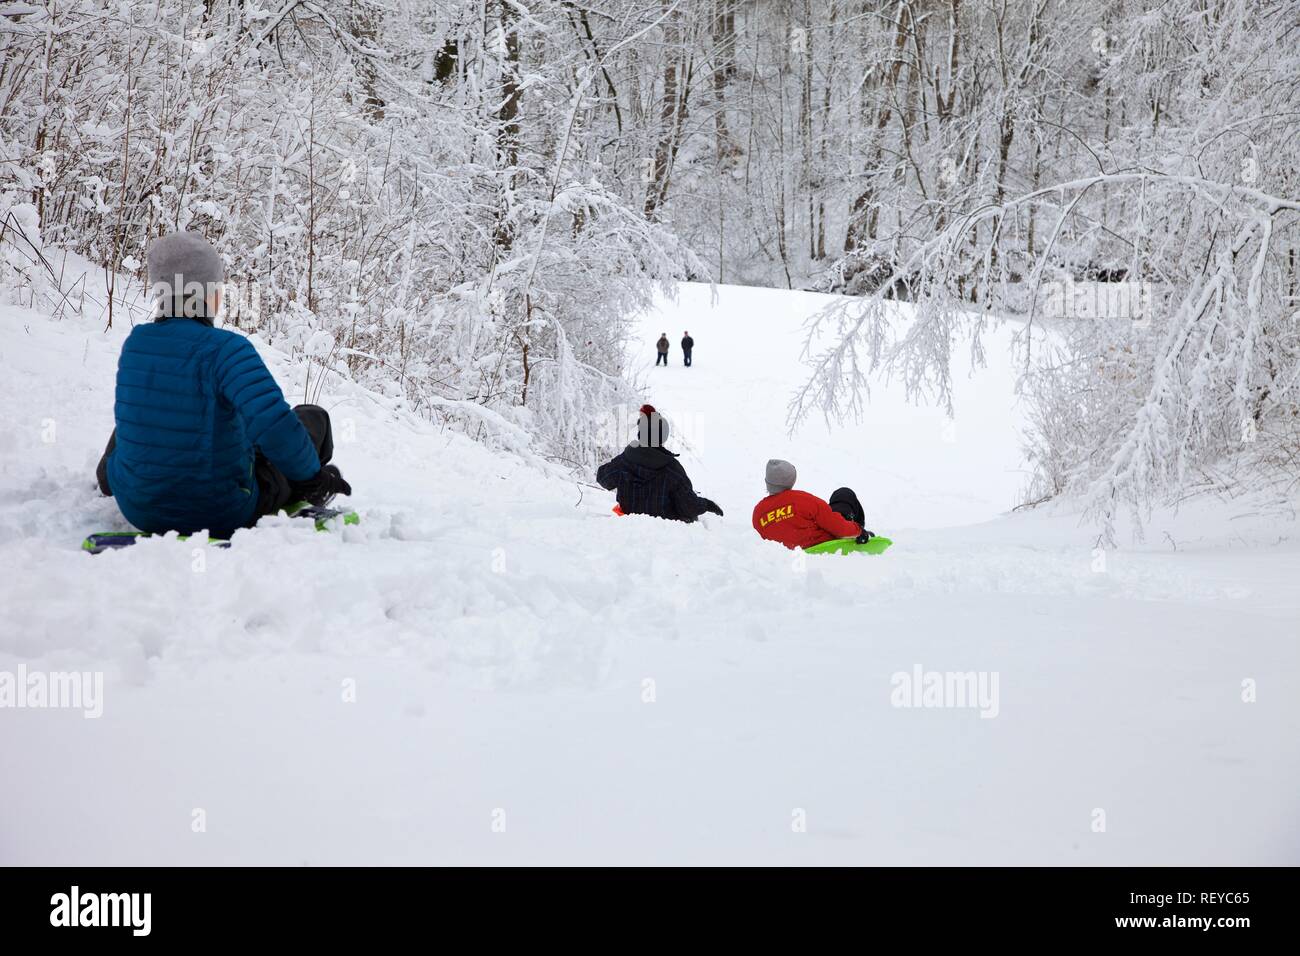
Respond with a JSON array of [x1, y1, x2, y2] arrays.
[[2, 287, 1298, 865]]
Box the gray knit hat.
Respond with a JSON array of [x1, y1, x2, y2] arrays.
[[765, 459, 796, 496], [147, 232, 224, 317]]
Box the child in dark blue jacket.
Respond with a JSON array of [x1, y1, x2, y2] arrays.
[[96, 232, 351, 537]]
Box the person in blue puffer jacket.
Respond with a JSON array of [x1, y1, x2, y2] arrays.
[[95, 232, 352, 537]]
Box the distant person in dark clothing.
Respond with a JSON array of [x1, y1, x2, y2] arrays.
[[681, 331, 694, 366], [596, 405, 723, 523], [655, 333, 670, 366]]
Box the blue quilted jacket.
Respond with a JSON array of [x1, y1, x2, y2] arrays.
[[105, 318, 320, 535]]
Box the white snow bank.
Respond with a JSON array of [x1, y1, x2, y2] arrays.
[[1, 284, 1298, 865]]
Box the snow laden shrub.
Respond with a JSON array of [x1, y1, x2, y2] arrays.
[[401, 181, 699, 467], [0, 198, 50, 308], [0, 0, 697, 471], [792, 0, 1300, 540]]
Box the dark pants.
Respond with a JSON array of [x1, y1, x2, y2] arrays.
[[683, 350, 692, 367], [95, 431, 117, 496], [254, 404, 333, 517], [655, 352, 668, 366], [96, 404, 332, 517], [828, 487, 865, 527]]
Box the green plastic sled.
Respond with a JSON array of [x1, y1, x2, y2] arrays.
[[804, 535, 893, 556], [82, 501, 358, 554]]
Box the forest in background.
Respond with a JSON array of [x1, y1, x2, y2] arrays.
[[1, 0, 1298, 533]]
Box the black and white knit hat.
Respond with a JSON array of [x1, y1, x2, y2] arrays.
[[636, 404, 670, 448]]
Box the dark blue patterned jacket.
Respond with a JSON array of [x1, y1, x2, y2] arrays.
[[596, 444, 708, 523]]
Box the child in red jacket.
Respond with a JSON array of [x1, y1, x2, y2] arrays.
[[752, 459, 875, 550]]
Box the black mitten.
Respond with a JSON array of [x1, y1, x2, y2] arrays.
[[299, 464, 352, 506]]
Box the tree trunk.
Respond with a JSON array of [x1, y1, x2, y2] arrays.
[[814, 0, 837, 262], [845, 0, 911, 252], [494, 3, 522, 252], [350, 1, 385, 121], [645, 3, 692, 219], [712, 0, 739, 167]]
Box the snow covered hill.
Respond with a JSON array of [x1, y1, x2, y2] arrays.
[[2, 284, 1298, 865], [633, 283, 1031, 529]]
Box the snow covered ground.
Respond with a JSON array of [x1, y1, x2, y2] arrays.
[[2, 282, 1298, 865]]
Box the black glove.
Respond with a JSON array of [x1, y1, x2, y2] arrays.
[[299, 464, 352, 506], [700, 497, 724, 517], [855, 529, 875, 544]]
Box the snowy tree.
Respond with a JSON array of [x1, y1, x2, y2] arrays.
[[0, 0, 697, 468], [2, 0, 1296, 511], [787, 0, 1300, 537]]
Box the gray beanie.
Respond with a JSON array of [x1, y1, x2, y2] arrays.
[[765, 459, 796, 496], [636, 405, 670, 447], [146, 232, 224, 317]]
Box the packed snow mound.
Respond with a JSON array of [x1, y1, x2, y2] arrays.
[[2, 284, 1298, 866]]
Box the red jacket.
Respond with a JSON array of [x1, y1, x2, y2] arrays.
[[752, 489, 862, 550]]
